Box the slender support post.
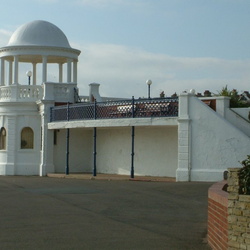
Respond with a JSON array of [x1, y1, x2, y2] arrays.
[[1, 58, 5, 86], [8, 60, 12, 86], [146, 79, 152, 99], [42, 56, 47, 83], [67, 58, 72, 83], [14, 55, 19, 84], [59, 63, 63, 83], [65, 102, 70, 175], [94, 99, 97, 119], [132, 96, 135, 118], [50, 107, 53, 122], [67, 102, 70, 121], [131, 126, 135, 178], [66, 128, 70, 175], [93, 127, 97, 176], [32, 62, 37, 85], [73, 60, 77, 83]]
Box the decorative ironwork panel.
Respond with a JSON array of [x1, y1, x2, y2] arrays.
[[134, 98, 178, 118], [50, 97, 179, 122], [69, 103, 95, 120], [97, 100, 135, 119], [51, 106, 68, 121]]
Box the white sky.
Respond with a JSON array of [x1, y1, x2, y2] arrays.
[[0, 0, 250, 98]]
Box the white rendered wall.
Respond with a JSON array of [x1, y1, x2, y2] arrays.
[[226, 108, 250, 137], [16, 114, 41, 175], [0, 103, 41, 175], [0, 115, 10, 175], [189, 96, 250, 181], [53, 128, 93, 173], [96, 126, 178, 177], [231, 108, 250, 121], [51, 124, 178, 177], [0, 152, 7, 175], [96, 127, 131, 175], [134, 126, 177, 177], [3, 116, 17, 175]]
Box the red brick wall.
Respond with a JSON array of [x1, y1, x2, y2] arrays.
[[208, 181, 228, 250]]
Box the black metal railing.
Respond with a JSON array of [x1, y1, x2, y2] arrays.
[[50, 97, 179, 122]]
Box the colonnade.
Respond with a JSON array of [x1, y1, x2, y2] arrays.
[[0, 56, 78, 86]]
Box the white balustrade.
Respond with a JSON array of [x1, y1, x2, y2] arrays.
[[0, 85, 43, 102], [0, 82, 76, 103], [54, 85, 69, 98], [0, 87, 11, 100], [51, 82, 77, 103], [19, 86, 43, 100]]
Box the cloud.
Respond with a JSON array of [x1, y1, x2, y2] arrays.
[[0, 29, 12, 46], [32, 0, 59, 3], [75, 0, 144, 8], [0, 29, 12, 37], [0, 26, 248, 99], [75, 42, 250, 98]]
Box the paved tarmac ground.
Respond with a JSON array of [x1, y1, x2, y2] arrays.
[[0, 176, 212, 250]]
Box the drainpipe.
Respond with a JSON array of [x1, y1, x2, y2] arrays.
[[131, 126, 135, 178], [188, 122, 192, 182], [93, 127, 97, 177], [65, 102, 70, 175], [65, 128, 70, 175]]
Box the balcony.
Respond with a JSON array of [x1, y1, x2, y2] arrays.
[[0, 85, 43, 102], [0, 82, 77, 103], [50, 97, 179, 122]]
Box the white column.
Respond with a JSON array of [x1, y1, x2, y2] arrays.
[[67, 58, 72, 83], [38, 100, 55, 176], [42, 56, 47, 83], [59, 63, 63, 83], [73, 60, 77, 83], [8, 60, 13, 85], [1, 58, 5, 86], [215, 96, 230, 118], [32, 62, 37, 85], [5, 116, 17, 175], [176, 92, 191, 182], [13, 55, 19, 84]]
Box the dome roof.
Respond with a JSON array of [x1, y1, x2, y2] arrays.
[[7, 20, 71, 48]]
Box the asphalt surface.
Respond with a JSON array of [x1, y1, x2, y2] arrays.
[[0, 176, 212, 250]]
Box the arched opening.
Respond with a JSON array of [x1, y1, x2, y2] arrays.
[[0, 127, 6, 150], [21, 127, 34, 149]]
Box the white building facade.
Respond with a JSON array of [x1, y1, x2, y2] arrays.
[[0, 20, 80, 175], [0, 20, 249, 181]]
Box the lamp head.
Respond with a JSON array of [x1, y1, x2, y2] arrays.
[[190, 89, 196, 95], [26, 71, 32, 77]]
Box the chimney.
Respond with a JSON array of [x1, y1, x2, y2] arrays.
[[89, 83, 102, 102]]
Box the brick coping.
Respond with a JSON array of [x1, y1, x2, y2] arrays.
[[208, 180, 228, 206]]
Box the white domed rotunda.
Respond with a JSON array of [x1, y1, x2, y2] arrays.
[[0, 20, 80, 87], [0, 20, 81, 175]]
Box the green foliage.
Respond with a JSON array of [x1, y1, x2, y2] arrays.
[[216, 85, 250, 108], [238, 155, 250, 195], [217, 85, 231, 96]]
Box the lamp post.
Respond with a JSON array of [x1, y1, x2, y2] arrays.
[[146, 79, 152, 99], [26, 71, 32, 85]]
